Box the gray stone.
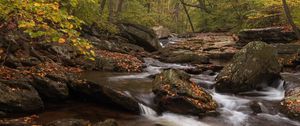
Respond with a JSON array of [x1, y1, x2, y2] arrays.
[[216, 41, 282, 93], [0, 80, 44, 114], [120, 23, 162, 52]]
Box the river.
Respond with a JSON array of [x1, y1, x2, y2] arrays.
[[34, 58, 300, 126]]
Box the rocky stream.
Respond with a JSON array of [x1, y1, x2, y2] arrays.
[[1, 25, 300, 126]]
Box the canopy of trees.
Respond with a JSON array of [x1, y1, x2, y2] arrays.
[[70, 0, 300, 33], [0, 0, 299, 57]]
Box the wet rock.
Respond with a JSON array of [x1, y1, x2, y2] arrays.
[[46, 119, 90, 126], [69, 80, 140, 114], [249, 101, 263, 114], [183, 68, 204, 75], [152, 69, 218, 116], [120, 23, 162, 52], [152, 26, 171, 39], [93, 119, 118, 126], [196, 64, 224, 73], [0, 79, 44, 115], [32, 75, 69, 101], [280, 73, 300, 121], [216, 41, 282, 93], [237, 27, 297, 46]]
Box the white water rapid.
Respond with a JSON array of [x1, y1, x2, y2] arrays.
[[110, 58, 300, 126]]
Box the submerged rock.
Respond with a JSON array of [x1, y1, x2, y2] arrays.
[[249, 101, 263, 114], [152, 69, 218, 116], [280, 73, 300, 121], [216, 41, 282, 93], [0, 80, 44, 115], [120, 23, 162, 52], [69, 80, 140, 114]]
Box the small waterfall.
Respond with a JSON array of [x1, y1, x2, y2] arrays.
[[239, 79, 285, 101], [138, 103, 157, 116], [212, 92, 250, 126]]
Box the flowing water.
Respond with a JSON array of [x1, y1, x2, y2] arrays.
[[35, 58, 300, 126]]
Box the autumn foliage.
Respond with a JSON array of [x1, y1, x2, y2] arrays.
[[0, 0, 94, 58]]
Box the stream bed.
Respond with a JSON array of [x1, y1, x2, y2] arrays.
[[33, 58, 300, 126]]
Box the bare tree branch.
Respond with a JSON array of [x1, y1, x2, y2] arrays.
[[180, 0, 210, 13]]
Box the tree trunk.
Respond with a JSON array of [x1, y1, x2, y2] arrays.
[[174, 2, 180, 33], [108, 0, 114, 22], [116, 0, 124, 13], [146, 2, 151, 13], [115, 0, 124, 18], [99, 0, 107, 14], [282, 0, 300, 39], [180, 0, 195, 32]]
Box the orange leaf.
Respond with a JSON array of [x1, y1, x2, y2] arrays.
[[58, 38, 66, 44]]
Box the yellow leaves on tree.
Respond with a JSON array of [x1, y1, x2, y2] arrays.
[[0, 0, 94, 59]]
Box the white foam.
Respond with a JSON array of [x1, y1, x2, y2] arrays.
[[241, 80, 285, 101], [138, 103, 210, 126]]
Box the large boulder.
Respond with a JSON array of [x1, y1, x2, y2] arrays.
[[120, 23, 162, 52], [69, 80, 140, 114], [152, 69, 218, 116], [215, 41, 282, 93], [280, 73, 300, 121], [152, 26, 171, 39], [237, 27, 297, 46], [32, 74, 69, 101], [0, 79, 44, 115]]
